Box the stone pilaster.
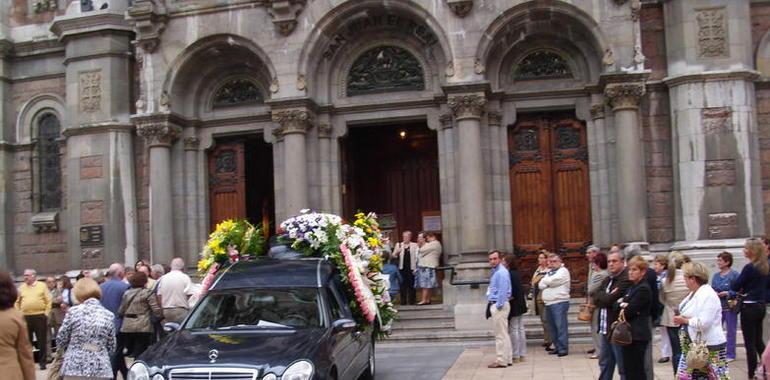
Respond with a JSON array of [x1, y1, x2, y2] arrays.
[[136, 116, 181, 265], [448, 94, 487, 255], [272, 109, 312, 218], [605, 82, 648, 243], [317, 124, 332, 212], [182, 136, 201, 261]]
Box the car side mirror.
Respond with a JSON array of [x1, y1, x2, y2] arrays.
[[163, 322, 181, 333], [331, 318, 356, 332]]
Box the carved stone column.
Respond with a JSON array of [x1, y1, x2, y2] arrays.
[[317, 124, 332, 212], [605, 82, 647, 243], [448, 94, 487, 252], [272, 109, 311, 216], [136, 120, 180, 264], [183, 137, 201, 260]]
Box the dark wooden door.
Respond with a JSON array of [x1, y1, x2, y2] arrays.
[[342, 123, 440, 241], [509, 114, 592, 297], [209, 141, 246, 230]]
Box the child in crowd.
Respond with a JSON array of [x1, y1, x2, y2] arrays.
[[381, 252, 402, 304], [653, 254, 671, 364]]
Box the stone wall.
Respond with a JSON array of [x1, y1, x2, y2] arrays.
[[758, 86, 770, 237], [134, 138, 150, 262], [641, 4, 667, 81], [642, 88, 674, 244], [751, 2, 770, 53]]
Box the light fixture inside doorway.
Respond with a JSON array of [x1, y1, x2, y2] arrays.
[[398, 130, 407, 139]]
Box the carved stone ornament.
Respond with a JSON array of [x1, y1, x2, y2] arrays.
[[445, 61, 455, 77], [630, 0, 641, 21], [448, 94, 486, 120], [137, 123, 181, 147], [347, 46, 424, 96], [32, 0, 57, 13], [612, 0, 628, 5], [269, 78, 280, 94], [487, 111, 502, 126], [271, 109, 312, 135], [183, 137, 200, 150], [439, 113, 453, 130], [590, 104, 605, 120], [159, 91, 171, 113], [604, 82, 646, 110], [446, 0, 473, 18], [474, 59, 485, 75], [127, 0, 168, 53], [296, 74, 307, 91], [602, 48, 615, 70], [317, 124, 332, 138], [79, 70, 102, 113], [696, 8, 728, 58], [266, 0, 307, 36]]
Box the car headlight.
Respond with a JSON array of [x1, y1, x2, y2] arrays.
[[262, 373, 277, 380], [282, 360, 314, 380], [152, 374, 165, 380], [127, 362, 150, 380]]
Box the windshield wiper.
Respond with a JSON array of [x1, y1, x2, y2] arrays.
[[212, 321, 291, 330]]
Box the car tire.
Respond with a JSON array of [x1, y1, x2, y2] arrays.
[[360, 342, 375, 380]]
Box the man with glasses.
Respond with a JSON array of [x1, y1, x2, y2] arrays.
[[15, 268, 51, 370], [593, 251, 633, 380], [486, 250, 512, 368]]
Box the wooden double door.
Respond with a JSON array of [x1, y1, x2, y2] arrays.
[[509, 113, 592, 297]]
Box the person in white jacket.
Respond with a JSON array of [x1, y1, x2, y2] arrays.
[[673, 261, 729, 378], [539, 253, 571, 356]]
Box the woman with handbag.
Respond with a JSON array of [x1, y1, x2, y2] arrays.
[[674, 261, 729, 380], [661, 251, 692, 374], [531, 250, 553, 350], [117, 271, 163, 358], [615, 256, 653, 380], [731, 238, 769, 379], [710, 251, 739, 362]]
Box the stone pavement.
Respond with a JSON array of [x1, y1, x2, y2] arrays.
[[443, 342, 751, 380]]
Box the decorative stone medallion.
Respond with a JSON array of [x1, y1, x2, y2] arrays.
[[446, 0, 473, 17]]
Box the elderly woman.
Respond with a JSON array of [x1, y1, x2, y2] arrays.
[[617, 256, 653, 380], [587, 252, 609, 359], [731, 238, 769, 379], [415, 232, 442, 305], [531, 250, 552, 350], [118, 271, 163, 358], [660, 251, 691, 373], [0, 272, 35, 380], [57, 278, 116, 380], [674, 261, 729, 379]]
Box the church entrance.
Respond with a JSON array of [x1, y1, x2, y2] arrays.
[[509, 112, 592, 297], [342, 122, 442, 301], [208, 136, 275, 235]]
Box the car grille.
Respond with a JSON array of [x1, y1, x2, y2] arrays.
[[169, 367, 259, 380]]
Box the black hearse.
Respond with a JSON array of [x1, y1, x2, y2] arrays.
[[127, 258, 375, 380]]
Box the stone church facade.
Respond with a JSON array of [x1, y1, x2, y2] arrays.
[[1, 0, 770, 316]]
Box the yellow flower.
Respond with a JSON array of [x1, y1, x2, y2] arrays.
[[355, 212, 365, 219], [216, 220, 236, 232], [197, 258, 209, 272], [367, 237, 380, 247], [366, 228, 372, 234]]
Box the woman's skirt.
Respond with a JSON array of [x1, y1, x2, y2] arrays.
[[414, 266, 438, 289], [677, 329, 730, 380]]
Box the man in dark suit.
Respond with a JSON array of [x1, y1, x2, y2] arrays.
[[592, 251, 633, 380]]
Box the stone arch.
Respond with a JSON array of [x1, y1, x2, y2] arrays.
[[16, 94, 66, 144], [297, 0, 451, 103], [164, 34, 276, 118], [476, 0, 609, 90], [757, 29, 770, 77]]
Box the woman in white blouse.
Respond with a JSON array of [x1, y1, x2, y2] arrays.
[[672, 261, 729, 379]]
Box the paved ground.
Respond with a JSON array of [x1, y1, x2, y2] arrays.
[[375, 345, 465, 380]]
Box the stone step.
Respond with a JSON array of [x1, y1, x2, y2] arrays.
[[396, 304, 446, 311], [385, 328, 594, 344], [392, 320, 455, 330], [395, 310, 454, 320]]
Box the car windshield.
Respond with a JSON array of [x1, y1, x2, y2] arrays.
[[184, 288, 322, 330]]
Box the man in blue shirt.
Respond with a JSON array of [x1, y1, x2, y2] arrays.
[[487, 250, 512, 368], [100, 263, 130, 379]]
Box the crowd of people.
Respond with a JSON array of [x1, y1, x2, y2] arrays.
[[484, 238, 770, 380], [0, 257, 195, 380]]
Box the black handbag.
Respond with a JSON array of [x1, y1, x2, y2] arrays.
[[609, 309, 632, 346], [727, 293, 745, 313]]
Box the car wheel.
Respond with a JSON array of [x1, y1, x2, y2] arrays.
[[360, 343, 375, 380]]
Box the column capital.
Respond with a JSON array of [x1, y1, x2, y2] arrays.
[[604, 82, 646, 111], [487, 111, 502, 126], [590, 104, 606, 120], [271, 109, 313, 136], [439, 113, 453, 130], [448, 94, 486, 120], [136, 123, 181, 147], [317, 123, 332, 138]]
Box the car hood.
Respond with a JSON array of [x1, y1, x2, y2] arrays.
[[140, 328, 326, 370]]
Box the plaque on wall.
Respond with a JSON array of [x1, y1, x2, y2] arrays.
[[80, 225, 104, 247], [378, 213, 397, 229], [421, 211, 442, 232]]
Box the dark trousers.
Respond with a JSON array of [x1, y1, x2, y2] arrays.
[[123, 332, 153, 358], [741, 303, 767, 378], [399, 269, 416, 305], [25, 314, 47, 367], [666, 326, 682, 374], [111, 332, 128, 379], [622, 340, 650, 380], [599, 333, 625, 380]]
